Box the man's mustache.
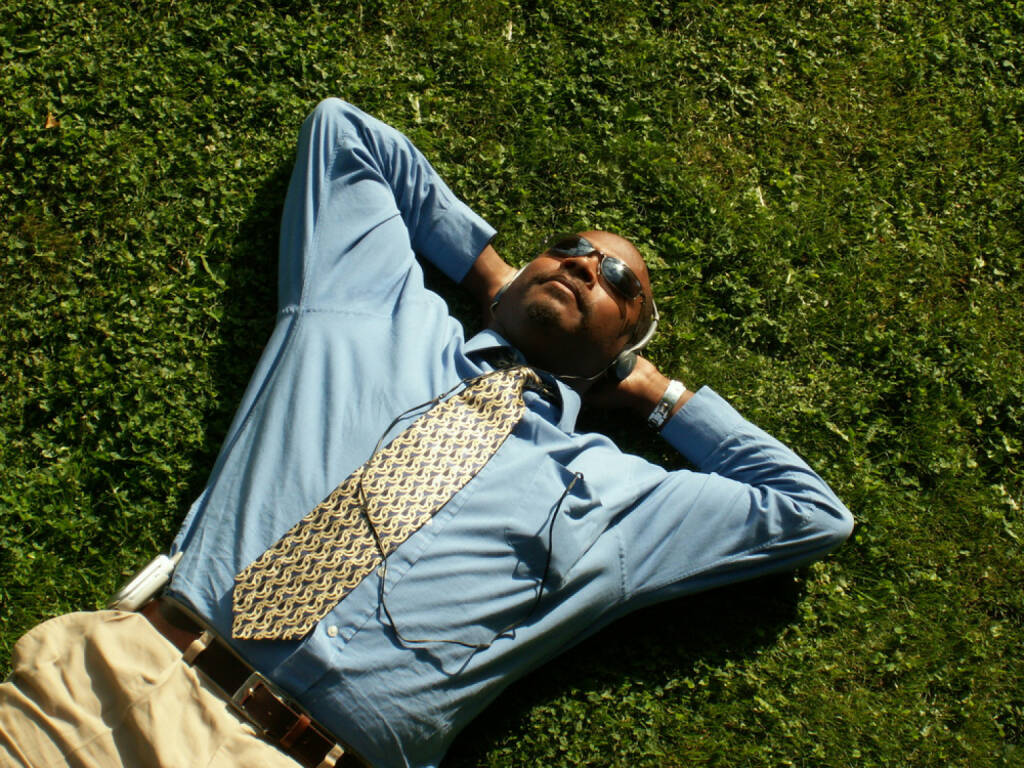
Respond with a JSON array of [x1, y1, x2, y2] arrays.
[[532, 272, 590, 314]]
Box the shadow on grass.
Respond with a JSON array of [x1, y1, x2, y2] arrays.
[[176, 159, 293, 511]]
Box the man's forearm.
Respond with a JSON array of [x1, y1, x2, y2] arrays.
[[462, 243, 518, 321], [583, 356, 694, 424], [620, 359, 694, 422]]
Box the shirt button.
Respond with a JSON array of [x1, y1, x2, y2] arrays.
[[326, 625, 339, 638]]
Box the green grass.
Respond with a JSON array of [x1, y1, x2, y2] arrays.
[[2, 0, 1021, 765]]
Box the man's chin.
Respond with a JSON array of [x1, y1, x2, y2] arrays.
[[494, 294, 597, 376], [525, 296, 588, 333], [525, 302, 565, 329]]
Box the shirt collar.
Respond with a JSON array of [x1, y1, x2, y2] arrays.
[[464, 329, 582, 432]]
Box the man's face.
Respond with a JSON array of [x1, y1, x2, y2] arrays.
[[490, 230, 652, 379]]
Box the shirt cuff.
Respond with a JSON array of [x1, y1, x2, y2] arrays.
[[423, 200, 497, 284], [659, 386, 748, 469]]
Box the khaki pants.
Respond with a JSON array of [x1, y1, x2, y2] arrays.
[[0, 611, 299, 768]]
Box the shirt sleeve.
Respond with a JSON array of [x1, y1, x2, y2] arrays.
[[276, 98, 496, 312], [615, 386, 854, 602]]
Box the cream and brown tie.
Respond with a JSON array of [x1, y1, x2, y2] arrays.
[[231, 366, 541, 641]]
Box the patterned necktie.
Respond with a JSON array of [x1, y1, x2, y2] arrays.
[[232, 366, 541, 641]]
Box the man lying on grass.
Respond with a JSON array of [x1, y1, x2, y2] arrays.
[[0, 99, 853, 768]]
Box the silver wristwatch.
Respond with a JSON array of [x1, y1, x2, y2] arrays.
[[647, 379, 686, 429]]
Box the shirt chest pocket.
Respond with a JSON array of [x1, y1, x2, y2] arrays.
[[502, 459, 607, 587], [376, 455, 605, 660]]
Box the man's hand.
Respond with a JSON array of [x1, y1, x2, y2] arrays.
[[584, 356, 694, 422], [462, 244, 519, 323]]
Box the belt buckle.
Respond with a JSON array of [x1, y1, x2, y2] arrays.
[[230, 670, 275, 733], [229, 672, 355, 767]]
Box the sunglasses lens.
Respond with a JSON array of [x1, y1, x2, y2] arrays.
[[550, 236, 592, 257], [601, 257, 642, 299]]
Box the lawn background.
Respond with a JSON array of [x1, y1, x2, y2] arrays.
[[1, 0, 1021, 765]]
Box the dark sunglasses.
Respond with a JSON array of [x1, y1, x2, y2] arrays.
[[545, 234, 645, 303]]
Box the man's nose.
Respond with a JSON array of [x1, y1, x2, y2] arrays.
[[560, 252, 599, 286]]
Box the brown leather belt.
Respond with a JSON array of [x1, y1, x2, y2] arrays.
[[141, 597, 369, 768]]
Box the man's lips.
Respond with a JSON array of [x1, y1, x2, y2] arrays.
[[541, 275, 584, 309]]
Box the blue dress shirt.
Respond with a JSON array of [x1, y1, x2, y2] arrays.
[[167, 99, 853, 768]]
